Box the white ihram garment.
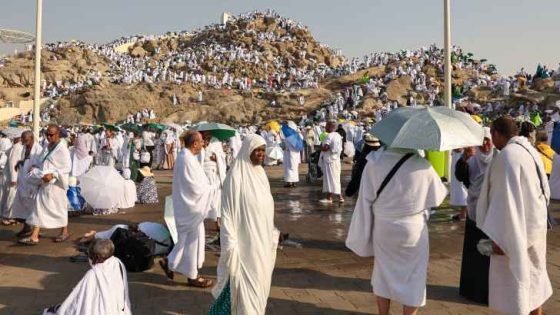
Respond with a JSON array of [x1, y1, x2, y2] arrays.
[[117, 179, 137, 209], [449, 151, 467, 206], [203, 138, 226, 220], [11, 143, 42, 220], [346, 149, 447, 307], [46, 256, 131, 315], [1, 142, 23, 218], [168, 148, 213, 279], [477, 137, 552, 315], [283, 140, 301, 183], [321, 132, 342, 194], [27, 141, 72, 229], [213, 134, 279, 314]]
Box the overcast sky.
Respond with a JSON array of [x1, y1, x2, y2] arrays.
[[1, 0, 559, 75]]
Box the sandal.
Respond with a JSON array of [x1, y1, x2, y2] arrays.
[[187, 276, 214, 288], [54, 234, 71, 243], [159, 259, 174, 280], [18, 237, 39, 246]]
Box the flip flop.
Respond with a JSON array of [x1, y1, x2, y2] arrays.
[[54, 234, 71, 243], [18, 237, 39, 246]]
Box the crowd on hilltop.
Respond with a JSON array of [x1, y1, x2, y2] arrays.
[[29, 9, 332, 100]]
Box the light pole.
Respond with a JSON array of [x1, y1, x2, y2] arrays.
[[33, 0, 43, 137], [444, 0, 452, 180]]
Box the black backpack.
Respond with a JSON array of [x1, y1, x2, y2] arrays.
[[110, 227, 155, 272]]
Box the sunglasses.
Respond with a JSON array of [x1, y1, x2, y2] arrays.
[[46, 133, 57, 137]]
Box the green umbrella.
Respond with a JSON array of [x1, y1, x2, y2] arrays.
[[120, 123, 142, 134], [143, 123, 167, 131], [102, 123, 120, 132], [369, 106, 484, 151], [193, 122, 236, 140]]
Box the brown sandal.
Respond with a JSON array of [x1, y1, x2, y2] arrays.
[[187, 276, 214, 288]]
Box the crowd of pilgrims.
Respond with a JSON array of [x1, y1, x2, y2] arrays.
[[0, 97, 558, 314], [6, 7, 559, 113]]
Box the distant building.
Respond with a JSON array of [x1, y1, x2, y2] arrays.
[[221, 12, 232, 25]]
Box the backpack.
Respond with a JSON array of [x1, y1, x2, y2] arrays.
[[110, 227, 155, 272]]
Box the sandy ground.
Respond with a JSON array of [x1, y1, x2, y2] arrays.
[[1, 164, 559, 315]]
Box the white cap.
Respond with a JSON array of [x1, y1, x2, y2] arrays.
[[68, 176, 78, 187]]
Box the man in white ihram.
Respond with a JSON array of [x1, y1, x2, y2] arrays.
[[43, 239, 131, 314], [20, 125, 72, 245], [319, 120, 344, 204], [346, 146, 447, 315], [160, 130, 215, 288], [476, 116, 552, 315], [283, 122, 302, 188]]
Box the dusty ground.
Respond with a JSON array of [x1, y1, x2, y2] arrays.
[[0, 164, 559, 315]]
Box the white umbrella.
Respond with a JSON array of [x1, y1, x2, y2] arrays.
[[266, 146, 283, 160], [370, 106, 484, 151], [164, 195, 178, 243], [1, 127, 27, 139], [78, 166, 125, 209]]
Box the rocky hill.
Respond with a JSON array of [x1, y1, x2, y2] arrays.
[[1, 11, 559, 125]]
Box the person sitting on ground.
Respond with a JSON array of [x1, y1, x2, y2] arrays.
[[117, 169, 137, 209], [44, 239, 131, 314], [136, 166, 158, 204], [79, 222, 172, 256]]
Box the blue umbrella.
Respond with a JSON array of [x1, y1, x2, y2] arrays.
[[281, 124, 304, 151]]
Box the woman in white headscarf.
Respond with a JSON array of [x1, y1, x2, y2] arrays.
[[209, 134, 279, 315]]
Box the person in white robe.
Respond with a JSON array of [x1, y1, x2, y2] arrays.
[[449, 149, 469, 220], [476, 117, 552, 315], [70, 135, 93, 177], [283, 133, 302, 188], [82, 129, 97, 156], [456, 127, 496, 304], [0, 134, 12, 223], [201, 133, 226, 221], [1, 133, 23, 225], [210, 134, 279, 314], [319, 120, 344, 204], [346, 147, 447, 315], [229, 133, 242, 162], [43, 239, 131, 315], [20, 125, 72, 245], [160, 130, 215, 287], [10, 131, 42, 236], [117, 169, 137, 209]]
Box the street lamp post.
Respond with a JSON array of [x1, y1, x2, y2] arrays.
[[33, 0, 43, 137], [444, 0, 452, 180]]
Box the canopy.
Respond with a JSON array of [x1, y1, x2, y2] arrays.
[[370, 106, 484, 151], [79, 166, 125, 209], [192, 122, 236, 140]]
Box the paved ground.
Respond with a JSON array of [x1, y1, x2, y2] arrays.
[[1, 164, 559, 315]]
